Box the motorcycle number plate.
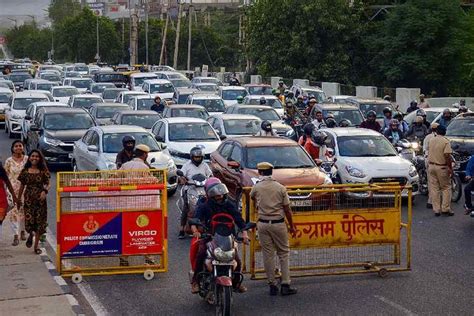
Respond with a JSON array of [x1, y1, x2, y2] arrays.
[[290, 200, 312, 207], [212, 260, 232, 266]]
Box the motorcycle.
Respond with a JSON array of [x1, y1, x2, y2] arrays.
[[394, 139, 416, 163], [189, 216, 256, 316], [176, 170, 208, 234], [315, 148, 338, 183]]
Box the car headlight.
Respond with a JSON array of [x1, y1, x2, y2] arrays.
[[106, 161, 117, 170], [167, 159, 177, 171], [409, 165, 418, 177], [345, 165, 366, 178], [44, 137, 62, 146], [323, 174, 333, 185], [213, 247, 235, 262], [411, 142, 419, 150], [12, 113, 23, 119]]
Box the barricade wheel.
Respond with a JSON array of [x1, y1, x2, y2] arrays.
[[72, 273, 83, 284], [144, 270, 154, 281], [378, 268, 388, 278]]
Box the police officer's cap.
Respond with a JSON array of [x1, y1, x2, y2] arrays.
[[135, 144, 151, 153], [430, 122, 439, 129], [257, 162, 274, 170]]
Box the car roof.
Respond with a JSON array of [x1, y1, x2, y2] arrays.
[[175, 87, 197, 93], [117, 110, 158, 115], [162, 117, 208, 124], [229, 105, 274, 110], [14, 91, 51, 98], [246, 95, 277, 100], [69, 77, 92, 81], [322, 127, 381, 137], [130, 73, 158, 78], [40, 107, 88, 114], [73, 94, 102, 98], [193, 76, 218, 80], [231, 136, 298, 148], [95, 125, 148, 133], [220, 86, 246, 91], [317, 103, 360, 110], [211, 114, 261, 120], [143, 79, 172, 84], [91, 82, 115, 85], [0, 87, 12, 93], [132, 95, 155, 100], [452, 112, 474, 120], [192, 94, 221, 99], [53, 85, 76, 90], [243, 84, 271, 87], [30, 102, 67, 107], [347, 97, 390, 104], [120, 91, 147, 95], [167, 104, 205, 109], [92, 102, 129, 107]]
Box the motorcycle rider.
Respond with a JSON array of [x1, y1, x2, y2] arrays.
[[178, 147, 213, 239], [406, 100, 419, 113], [259, 96, 267, 105], [277, 80, 287, 95], [459, 105, 468, 114], [394, 113, 409, 136], [419, 94, 430, 108], [190, 181, 249, 294], [438, 108, 453, 129], [312, 110, 325, 129], [115, 136, 135, 169], [463, 155, 474, 215], [295, 95, 306, 111], [304, 130, 328, 161], [255, 120, 278, 137], [383, 119, 403, 145], [406, 116, 428, 140], [298, 123, 315, 146], [360, 110, 381, 132], [151, 96, 166, 113], [382, 107, 393, 132], [305, 98, 317, 116], [416, 109, 430, 129], [325, 117, 337, 128], [229, 73, 240, 86]]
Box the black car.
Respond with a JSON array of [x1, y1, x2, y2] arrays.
[[309, 103, 364, 127], [26, 107, 96, 165], [93, 72, 127, 88], [7, 72, 32, 90], [446, 113, 474, 176]]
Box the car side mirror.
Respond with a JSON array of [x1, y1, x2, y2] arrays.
[[87, 145, 99, 152], [219, 134, 227, 141], [25, 115, 32, 120], [160, 143, 167, 150], [227, 161, 240, 170], [155, 135, 164, 142]]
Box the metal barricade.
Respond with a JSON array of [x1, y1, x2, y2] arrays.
[[56, 169, 168, 282], [242, 183, 411, 279]]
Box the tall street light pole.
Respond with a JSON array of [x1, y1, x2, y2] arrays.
[[173, 0, 183, 69], [145, 0, 149, 66], [96, 13, 100, 62], [187, 1, 192, 71]]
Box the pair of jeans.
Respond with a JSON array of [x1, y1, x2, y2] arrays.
[[464, 179, 474, 209]]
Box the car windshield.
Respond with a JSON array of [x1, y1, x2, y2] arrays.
[[97, 74, 125, 82], [36, 83, 55, 90], [13, 97, 48, 110], [196, 84, 217, 92], [171, 108, 209, 119], [123, 93, 144, 103], [200, 78, 219, 84], [224, 119, 260, 135], [247, 98, 282, 109], [136, 98, 155, 110], [53, 88, 79, 97], [91, 84, 114, 93], [247, 86, 273, 95], [0, 93, 12, 102], [9, 74, 31, 82], [322, 109, 364, 126], [103, 132, 161, 153], [303, 89, 326, 103], [170, 79, 191, 88], [43, 113, 94, 130], [238, 108, 280, 121], [337, 135, 397, 157], [42, 74, 61, 82], [102, 89, 126, 99], [446, 119, 474, 137], [150, 83, 174, 93], [71, 79, 92, 89], [222, 89, 248, 100], [74, 65, 88, 72], [73, 98, 103, 109], [192, 99, 225, 112], [65, 72, 81, 78], [168, 122, 218, 141], [0, 82, 13, 90], [359, 103, 392, 119], [177, 93, 192, 103], [96, 106, 127, 118], [246, 146, 314, 169], [133, 76, 157, 86], [121, 114, 160, 129]]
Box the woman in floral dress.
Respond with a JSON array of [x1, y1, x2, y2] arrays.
[[5, 140, 28, 246], [18, 150, 50, 254]]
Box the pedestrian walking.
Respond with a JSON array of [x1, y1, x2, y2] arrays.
[[427, 125, 453, 216], [250, 162, 297, 296], [4, 140, 28, 245], [0, 161, 19, 242], [17, 150, 50, 254]]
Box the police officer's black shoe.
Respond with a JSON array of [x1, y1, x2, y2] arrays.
[[178, 231, 185, 239], [426, 203, 433, 209], [269, 284, 278, 296], [280, 284, 297, 296]]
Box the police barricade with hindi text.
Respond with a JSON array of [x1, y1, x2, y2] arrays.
[[56, 169, 168, 283], [241, 183, 412, 279]]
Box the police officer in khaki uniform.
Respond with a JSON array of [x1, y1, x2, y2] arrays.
[[427, 125, 453, 216], [250, 162, 297, 296]]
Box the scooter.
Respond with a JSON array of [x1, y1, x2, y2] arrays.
[[189, 216, 256, 316], [176, 170, 208, 234], [315, 148, 338, 183]]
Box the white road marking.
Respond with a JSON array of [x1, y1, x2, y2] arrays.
[[374, 295, 417, 316], [54, 275, 68, 286]]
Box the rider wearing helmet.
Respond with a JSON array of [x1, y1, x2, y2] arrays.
[[360, 110, 381, 132], [116, 135, 136, 169], [178, 147, 213, 239], [236, 95, 244, 104], [415, 109, 430, 129], [325, 117, 337, 128], [383, 95, 391, 102], [438, 108, 453, 129], [382, 107, 393, 131], [304, 130, 328, 161], [459, 105, 468, 114], [406, 115, 428, 140], [190, 181, 249, 294], [338, 119, 352, 128], [298, 123, 315, 146], [259, 96, 267, 105], [383, 119, 403, 144], [229, 73, 240, 86], [406, 100, 419, 113], [255, 120, 278, 137]]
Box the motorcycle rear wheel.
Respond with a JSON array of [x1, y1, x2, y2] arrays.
[[216, 285, 232, 316], [451, 175, 462, 203]]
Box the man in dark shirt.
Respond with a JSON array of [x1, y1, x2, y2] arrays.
[[115, 136, 135, 169], [360, 110, 381, 132], [151, 96, 165, 113]]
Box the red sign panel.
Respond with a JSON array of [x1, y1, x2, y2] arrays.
[[122, 211, 163, 255]]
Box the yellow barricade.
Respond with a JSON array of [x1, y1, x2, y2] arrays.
[[56, 169, 168, 282], [242, 183, 411, 279]]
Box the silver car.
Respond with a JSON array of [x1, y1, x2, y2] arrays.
[[72, 125, 178, 195], [89, 102, 130, 125]]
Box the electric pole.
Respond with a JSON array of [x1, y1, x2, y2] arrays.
[[159, 1, 170, 66], [173, 1, 183, 69], [187, 1, 192, 71], [145, 0, 149, 66]]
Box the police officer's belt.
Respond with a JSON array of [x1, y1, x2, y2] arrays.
[[258, 218, 285, 224]]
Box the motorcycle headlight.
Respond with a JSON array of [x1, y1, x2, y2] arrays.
[[167, 159, 176, 171], [345, 166, 366, 178], [409, 165, 418, 177], [411, 142, 419, 150], [213, 247, 235, 262], [44, 137, 62, 146]]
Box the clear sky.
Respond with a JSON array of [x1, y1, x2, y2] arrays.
[[0, 0, 50, 17]]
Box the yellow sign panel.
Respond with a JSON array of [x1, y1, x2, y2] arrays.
[[256, 210, 400, 249]]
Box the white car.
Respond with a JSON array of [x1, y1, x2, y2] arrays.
[[102, 88, 128, 102], [218, 86, 248, 107], [155, 71, 191, 88], [129, 72, 158, 91], [63, 78, 94, 93], [150, 117, 221, 167], [21, 101, 68, 142], [89, 82, 116, 95], [68, 94, 104, 109], [127, 95, 156, 111], [73, 63, 89, 76], [207, 114, 261, 138], [404, 107, 464, 126], [185, 94, 226, 115], [29, 80, 58, 91], [322, 128, 419, 197], [5, 91, 52, 138], [0, 88, 13, 126], [141, 79, 175, 101], [243, 95, 284, 117], [0, 80, 15, 92], [115, 90, 147, 104], [72, 125, 178, 195], [51, 86, 80, 103], [190, 76, 222, 86]]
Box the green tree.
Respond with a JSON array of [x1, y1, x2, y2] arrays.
[[6, 24, 52, 61], [48, 0, 82, 25]]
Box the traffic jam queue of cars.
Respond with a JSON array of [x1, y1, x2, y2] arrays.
[[0, 61, 420, 206]]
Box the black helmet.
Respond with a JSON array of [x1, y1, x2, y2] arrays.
[[442, 108, 452, 116], [383, 95, 391, 101], [259, 97, 267, 105], [339, 119, 351, 127], [303, 123, 315, 135], [416, 109, 426, 117], [190, 146, 204, 166], [122, 135, 136, 146], [325, 118, 337, 128], [366, 110, 377, 118], [459, 105, 468, 113], [382, 107, 392, 115], [261, 120, 272, 132], [311, 131, 328, 146]]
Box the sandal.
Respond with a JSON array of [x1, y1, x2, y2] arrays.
[[34, 248, 42, 255], [26, 234, 33, 248], [12, 235, 19, 246]]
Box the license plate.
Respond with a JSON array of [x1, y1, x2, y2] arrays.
[[68, 153, 73, 159], [290, 200, 312, 207]]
